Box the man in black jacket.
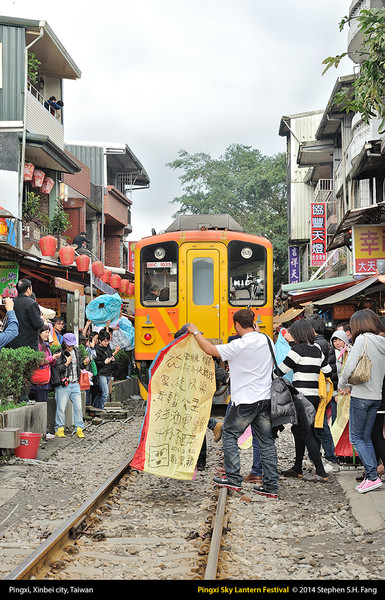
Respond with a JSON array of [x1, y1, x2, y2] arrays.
[[7, 279, 44, 351], [93, 329, 120, 409]]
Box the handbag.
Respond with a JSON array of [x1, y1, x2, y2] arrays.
[[263, 334, 298, 427], [31, 364, 51, 386], [79, 369, 91, 391], [347, 336, 372, 385]]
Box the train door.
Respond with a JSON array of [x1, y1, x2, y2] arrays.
[[185, 249, 222, 340]]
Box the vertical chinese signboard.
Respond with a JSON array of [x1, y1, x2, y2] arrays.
[[128, 241, 136, 274], [310, 202, 327, 267], [352, 225, 385, 275], [289, 246, 300, 284]]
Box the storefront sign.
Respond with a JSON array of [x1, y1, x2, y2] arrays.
[[0, 262, 18, 296], [288, 246, 300, 283], [310, 202, 327, 266], [352, 225, 385, 275], [333, 304, 355, 320], [128, 241, 136, 274]]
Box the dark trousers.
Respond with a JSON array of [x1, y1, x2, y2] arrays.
[[293, 426, 328, 478], [371, 413, 385, 466]]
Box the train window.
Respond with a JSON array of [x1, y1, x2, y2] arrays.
[[228, 241, 266, 306], [140, 241, 178, 305], [193, 257, 214, 305]]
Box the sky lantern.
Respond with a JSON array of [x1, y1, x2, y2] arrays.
[[100, 269, 111, 283], [75, 254, 90, 272], [110, 273, 121, 289], [39, 235, 57, 257], [91, 261, 105, 278]]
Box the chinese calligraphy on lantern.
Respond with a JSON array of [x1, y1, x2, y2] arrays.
[[130, 333, 215, 480], [352, 225, 385, 275], [310, 202, 327, 266]]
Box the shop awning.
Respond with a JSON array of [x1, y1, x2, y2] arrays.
[[273, 307, 304, 324], [328, 201, 385, 251], [314, 276, 378, 306]]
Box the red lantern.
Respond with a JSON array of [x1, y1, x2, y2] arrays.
[[75, 254, 90, 272], [100, 269, 111, 283], [39, 235, 57, 257], [92, 261, 105, 278], [24, 163, 35, 181], [128, 282, 135, 296], [59, 246, 75, 265], [40, 177, 55, 194], [119, 279, 130, 294], [32, 169, 45, 188], [110, 273, 121, 289]]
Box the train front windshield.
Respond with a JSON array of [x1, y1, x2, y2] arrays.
[[140, 241, 178, 305], [228, 240, 267, 306]]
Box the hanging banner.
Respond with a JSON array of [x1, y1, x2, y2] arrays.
[[352, 224, 385, 275], [130, 333, 215, 480], [310, 202, 327, 266], [128, 241, 136, 274]]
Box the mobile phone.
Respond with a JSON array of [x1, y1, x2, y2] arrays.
[[377, 259, 385, 275]]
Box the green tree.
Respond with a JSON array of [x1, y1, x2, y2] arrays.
[[322, 8, 385, 132], [167, 144, 288, 292]]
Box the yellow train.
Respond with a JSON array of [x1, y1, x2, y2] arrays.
[[134, 214, 273, 401]]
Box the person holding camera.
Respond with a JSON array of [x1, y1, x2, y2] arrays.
[[51, 333, 89, 438]]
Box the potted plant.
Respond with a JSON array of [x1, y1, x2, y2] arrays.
[[49, 199, 71, 248], [28, 52, 41, 86], [22, 191, 49, 240]]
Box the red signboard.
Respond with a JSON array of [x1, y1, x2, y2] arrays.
[[128, 241, 136, 274], [310, 202, 327, 267]]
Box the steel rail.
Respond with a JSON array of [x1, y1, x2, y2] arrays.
[[204, 487, 227, 580], [5, 452, 136, 580]]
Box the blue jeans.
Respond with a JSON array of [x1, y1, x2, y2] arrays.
[[94, 375, 110, 409], [55, 382, 84, 430], [251, 433, 262, 476], [222, 400, 279, 491], [349, 396, 380, 480], [315, 412, 338, 463]]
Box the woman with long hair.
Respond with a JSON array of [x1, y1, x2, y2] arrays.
[[339, 309, 385, 493], [30, 325, 61, 403], [277, 318, 332, 482]]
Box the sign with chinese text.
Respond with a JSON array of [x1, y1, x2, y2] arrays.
[[352, 225, 385, 275], [130, 333, 215, 480], [310, 202, 327, 266], [289, 246, 300, 283], [333, 304, 355, 320], [128, 241, 136, 274]]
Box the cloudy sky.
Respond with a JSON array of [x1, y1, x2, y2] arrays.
[[3, 0, 351, 239]]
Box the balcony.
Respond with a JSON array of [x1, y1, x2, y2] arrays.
[[26, 83, 64, 149]]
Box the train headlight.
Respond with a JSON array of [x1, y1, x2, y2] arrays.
[[241, 246, 253, 259], [144, 333, 152, 341], [154, 247, 166, 260]]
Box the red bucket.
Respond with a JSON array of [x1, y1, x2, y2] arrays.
[[14, 432, 41, 459]]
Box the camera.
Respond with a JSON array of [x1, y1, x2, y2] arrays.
[[61, 377, 69, 387]]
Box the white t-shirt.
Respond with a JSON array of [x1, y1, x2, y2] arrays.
[[216, 332, 274, 405]]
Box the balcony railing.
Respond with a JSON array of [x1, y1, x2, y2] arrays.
[[26, 83, 64, 148]]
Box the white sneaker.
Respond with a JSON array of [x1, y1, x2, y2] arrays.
[[324, 460, 340, 473]]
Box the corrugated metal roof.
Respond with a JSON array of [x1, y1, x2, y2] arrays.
[[0, 24, 24, 121]]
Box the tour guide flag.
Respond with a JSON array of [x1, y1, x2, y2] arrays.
[[130, 332, 216, 480]]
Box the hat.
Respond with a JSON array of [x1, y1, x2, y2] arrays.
[[63, 333, 77, 346]]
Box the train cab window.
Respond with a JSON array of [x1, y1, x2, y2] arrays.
[[193, 257, 214, 305], [140, 241, 178, 305], [228, 241, 266, 306]]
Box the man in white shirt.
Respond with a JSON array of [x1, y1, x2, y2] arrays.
[[187, 309, 279, 498]]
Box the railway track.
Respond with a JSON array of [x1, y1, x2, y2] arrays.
[[3, 418, 231, 581]]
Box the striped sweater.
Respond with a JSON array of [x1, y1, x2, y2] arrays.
[[276, 343, 332, 406]]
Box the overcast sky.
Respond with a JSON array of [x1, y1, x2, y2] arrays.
[[3, 0, 351, 239]]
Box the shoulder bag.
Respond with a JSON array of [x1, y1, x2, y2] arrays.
[[347, 335, 372, 385], [263, 334, 298, 427]]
